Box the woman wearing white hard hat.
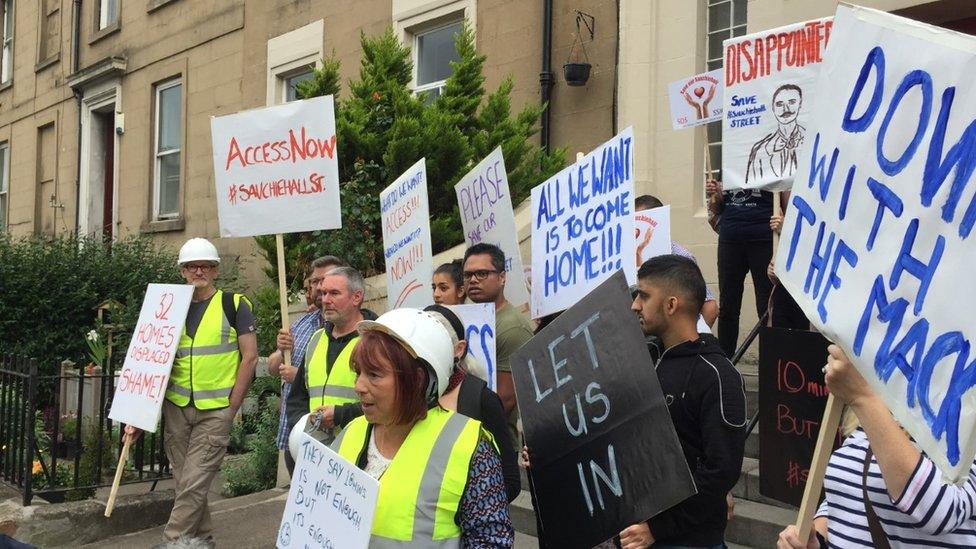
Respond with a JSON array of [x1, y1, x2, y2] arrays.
[[331, 308, 514, 547]]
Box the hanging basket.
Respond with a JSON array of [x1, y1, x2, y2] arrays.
[[564, 62, 591, 86]]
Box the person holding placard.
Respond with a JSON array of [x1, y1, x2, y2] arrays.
[[424, 304, 520, 502], [463, 243, 533, 454], [332, 308, 514, 547], [284, 267, 371, 449], [776, 345, 976, 549], [268, 255, 347, 475], [124, 238, 258, 544], [432, 259, 466, 305], [627, 255, 746, 548]]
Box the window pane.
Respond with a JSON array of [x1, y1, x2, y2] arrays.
[[157, 152, 180, 217], [0, 146, 8, 193], [733, 0, 747, 27], [732, 24, 747, 38], [417, 22, 461, 85], [708, 2, 731, 32], [0, 193, 6, 229], [3, 0, 11, 36], [158, 83, 181, 153], [709, 143, 723, 178], [708, 30, 729, 63], [284, 70, 314, 103], [707, 121, 722, 144]]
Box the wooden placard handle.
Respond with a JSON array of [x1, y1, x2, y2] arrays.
[[796, 393, 845, 540], [275, 233, 292, 368], [104, 438, 133, 517]]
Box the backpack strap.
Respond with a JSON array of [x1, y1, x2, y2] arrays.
[[457, 374, 487, 418], [222, 291, 238, 329]]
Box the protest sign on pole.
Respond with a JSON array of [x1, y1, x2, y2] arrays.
[[448, 303, 496, 391], [722, 17, 833, 191], [211, 95, 341, 237], [455, 147, 529, 306], [758, 327, 838, 507], [109, 284, 194, 432], [211, 95, 341, 369], [512, 271, 695, 548], [530, 127, 636, 319], [278, 433, 379, 549], [776, 4, 976, 485], [381, 159, 434, 309], [634, 205, 671, 268], [668, 69, 724, 130]]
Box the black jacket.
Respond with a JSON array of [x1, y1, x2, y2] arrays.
[[646, 335, 747, 546]]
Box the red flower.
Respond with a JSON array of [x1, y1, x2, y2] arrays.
[[371, 91, 381, 101]]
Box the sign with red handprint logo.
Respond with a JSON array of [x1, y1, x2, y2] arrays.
[[667, 69, 723, 130]]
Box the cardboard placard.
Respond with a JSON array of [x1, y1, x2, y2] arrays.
[[530, 127, 636, 319], [277, 434, 379, 549], [380, 159, 434, 309], [455, 148, 530, 307], [108, 284, 194, 432], [210, 96, 341, 236], [758, 327, 838, 507], [722, 18, 833, 191], [634, 205, 672, 268], [512, 271, 695, 548], [776, 5, 976, 482], [668, 69, 724, 129], [448, 303, 497, 391]]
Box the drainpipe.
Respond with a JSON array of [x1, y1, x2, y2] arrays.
[[540, 0, 554, 154], [71, 0, 82, 235]]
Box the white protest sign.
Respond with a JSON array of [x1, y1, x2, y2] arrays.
[[210, 95, 341, 237], [278, 434, 378, 549], [455, 148, 529, 307], [668, 69, 724, 130], [530, 127, 636, 319], [381, 159, 434, 309], [449, 303, 497, 391], [634, 205, 672, 268], [108, 284, 193, 432], [776, 5, 976, 482], [723, 18, 833, 191]]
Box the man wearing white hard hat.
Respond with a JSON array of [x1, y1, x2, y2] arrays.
[[125, 237, 258, 545]]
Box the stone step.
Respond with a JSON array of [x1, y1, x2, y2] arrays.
[[725, 499, 796, 549], [732, 457, 797, 511]]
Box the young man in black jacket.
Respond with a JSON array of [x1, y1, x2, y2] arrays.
[[623, 254, 747, 549]]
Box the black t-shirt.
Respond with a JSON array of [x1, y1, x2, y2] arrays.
[[719, 189, 774, 242], [184, 292, 256, 338]]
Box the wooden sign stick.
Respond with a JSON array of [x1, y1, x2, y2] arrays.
[[796, 393, 845, 540], [104, 438, 133, 517], [275, 233, 293, 368]]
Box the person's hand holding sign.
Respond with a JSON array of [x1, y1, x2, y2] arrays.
[[276, 329, 298, 383], [619, 523, 654, 549], [123, 424, 142, 444]]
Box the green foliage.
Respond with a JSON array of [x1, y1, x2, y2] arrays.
[[256, 23, 565, 287], [0, 234, 182, 388], [252, 285, 283, 357], [65, 421, 114, 501], [221, 404, 280, 497]]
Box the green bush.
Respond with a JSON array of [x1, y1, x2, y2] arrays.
[[253, 285, 282, 357], [221, 404, 280, 497], [0, 234, 182, 389]]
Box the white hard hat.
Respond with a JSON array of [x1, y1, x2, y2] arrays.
[[288, 413, 333, 459], [177, 238, 220, 266], [356, 308, 454, 399]]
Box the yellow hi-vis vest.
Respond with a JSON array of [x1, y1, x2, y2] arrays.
[[332, 408, 483, 548], [166, 290, 244, 409], [304, 328, 359, 411]]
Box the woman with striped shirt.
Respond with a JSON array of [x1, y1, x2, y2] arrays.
[[777, 345, 976, 548]]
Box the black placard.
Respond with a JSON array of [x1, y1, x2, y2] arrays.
[[758, 327, 840, 507], [512, 271, 696, 548]]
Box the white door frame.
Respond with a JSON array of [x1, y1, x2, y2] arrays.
[[77, 78, 121, 238]]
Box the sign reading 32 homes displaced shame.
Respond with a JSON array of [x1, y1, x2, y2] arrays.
[[530, 127, 636, 319], [668, 69, 724, 130], [381, 159, 434, 309], [776, 5, 976, 482], [277, 434, 378, 549], [512, 271, 695, 548], [759, 327, 837, 507], [210, 96, 341, 237], [722, 17, 832, 191], [454, 147, 530, 307], [109, 284, 193, 432]]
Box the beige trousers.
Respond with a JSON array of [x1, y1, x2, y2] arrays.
[[162, 400, 234, 541]]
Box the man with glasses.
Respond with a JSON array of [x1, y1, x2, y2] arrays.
[[463, 243, 534, 452], [267, 255, 347, 475], [124, 237, 258, 545]]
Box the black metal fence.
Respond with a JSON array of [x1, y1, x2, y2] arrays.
[[0, 354, 171, 505]]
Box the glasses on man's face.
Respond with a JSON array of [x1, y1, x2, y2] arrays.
[[183, 264, 215, 273], [462, 269, 499, 282]]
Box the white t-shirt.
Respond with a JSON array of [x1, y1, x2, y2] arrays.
[[364, 432, 393, 480]]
